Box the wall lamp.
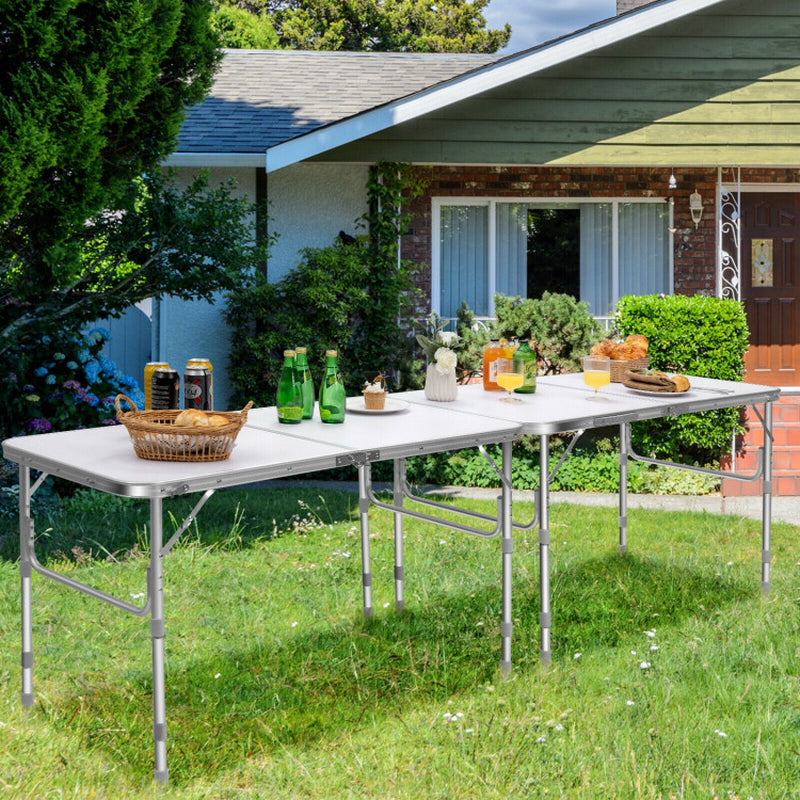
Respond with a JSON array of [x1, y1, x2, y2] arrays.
[[689, 188, 703, 228]]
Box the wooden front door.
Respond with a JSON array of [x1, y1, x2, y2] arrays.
[[741, 193, 800, 386]]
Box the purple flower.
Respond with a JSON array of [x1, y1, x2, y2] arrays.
[[5, 372, 17, 383], [63, 379, 81, 392], [22, 384, 35, 393], [28, 418, 52, 434], [83, 393, 99, 407], [100, 417, 119, 426]]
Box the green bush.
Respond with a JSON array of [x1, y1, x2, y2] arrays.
[[493, 292, 601, 373], [402, 437, 718, 495], [225, 240, 419, 405], [615, 294, 749, 463], [452, 292, 601, 381]]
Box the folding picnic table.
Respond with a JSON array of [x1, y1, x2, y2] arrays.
[[397, 375, 780, 664], [2, 373, 779, 784], [2, 403, 519, 785]]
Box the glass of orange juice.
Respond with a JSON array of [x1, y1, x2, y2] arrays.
[[496, 357, 525, 402], [581, 355, 611, 398]]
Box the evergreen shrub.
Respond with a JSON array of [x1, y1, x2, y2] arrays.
[[615, 293, 749, 463]]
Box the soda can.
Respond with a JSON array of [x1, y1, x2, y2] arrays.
[[151, 368, 180, 410], [143, 361, 170, 410], [186, 358, 213, 409], [183, 366, 211, 411]]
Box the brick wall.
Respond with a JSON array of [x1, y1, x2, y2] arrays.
[[402, 165, 718, 312]]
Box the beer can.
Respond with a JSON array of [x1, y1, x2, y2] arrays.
[[151, 368, 180, 410], [186, 358, 213, 409], [143, 362, 170, 410], [183, 366, 211, 411]]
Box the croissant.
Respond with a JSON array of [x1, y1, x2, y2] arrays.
[[672, 374, 691, 392], [174, 409, 211, 427]]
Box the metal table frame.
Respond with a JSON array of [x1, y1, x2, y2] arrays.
[[3, 375, 779, 783]]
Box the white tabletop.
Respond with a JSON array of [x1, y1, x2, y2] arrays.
[[245, 400, 520, 462], [400, 376, 780, 435], [3, 376, 778, 497], [2, 425, 351, 498]]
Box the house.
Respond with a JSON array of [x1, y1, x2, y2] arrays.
[[159, 0, 800, 494]]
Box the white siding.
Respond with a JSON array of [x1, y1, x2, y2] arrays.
[[267, 162, 370, 282], [155, 164, 368, 409]]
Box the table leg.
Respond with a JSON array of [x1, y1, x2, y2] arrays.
[[538, 435, 552, 666], [357, 464, 374, 618], [761, 400, 773, 593], [500, 440, 513, 674], [19, 467, 34, 708], [149, 497, 169, 784], [393, 459, 405, 611], [618, 423, 629, 554]]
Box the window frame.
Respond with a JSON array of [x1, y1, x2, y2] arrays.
[[431, 196, 675, 319]]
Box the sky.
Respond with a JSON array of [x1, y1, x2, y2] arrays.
[[483, 0, 619, 53]]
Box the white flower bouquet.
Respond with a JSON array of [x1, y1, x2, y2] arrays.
[[416, 326, 461, 375]]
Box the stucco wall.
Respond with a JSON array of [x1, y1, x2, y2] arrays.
[[156, 163, 368, 409], [266, 163, 370, 282]]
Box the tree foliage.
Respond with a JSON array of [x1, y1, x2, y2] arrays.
[[212, 4, 280, 48], [219, 0, 511, 52], [0, 0, 223, 345]]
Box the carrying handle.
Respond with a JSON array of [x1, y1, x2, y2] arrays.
[[115, 393, 253, 421], [115, 393, 139, 419]]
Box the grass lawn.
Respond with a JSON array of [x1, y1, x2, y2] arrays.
[[1, 485, 799, 799]]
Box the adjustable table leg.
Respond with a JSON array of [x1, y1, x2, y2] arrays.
[[19, 467, 34, 709], [500, 441, 513, 674], [357, 464, 374, 618], [619, 423, 629, 554], [761, 401, 773, 593], [539, 435, 552, 666], [149, 497, 168, 784], [393, 459, 405, 611]]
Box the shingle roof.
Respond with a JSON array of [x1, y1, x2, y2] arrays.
[[175, 49, 499, 155]]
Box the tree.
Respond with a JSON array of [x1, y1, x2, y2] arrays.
[[220, 0, 511, 52], [211, 4, 280, 48], [0, 0, 223, 341]]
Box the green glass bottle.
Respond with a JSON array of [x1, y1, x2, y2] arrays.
[[276, 349, 303, 423], [319, 349, 346, 423], [295, 346, 315, 419], [514, 340, 538, 394]]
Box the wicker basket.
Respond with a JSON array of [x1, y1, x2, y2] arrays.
[[609, 356, 650, 383], [115, 395, 253, 462]]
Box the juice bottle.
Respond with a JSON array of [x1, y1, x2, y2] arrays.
[[482, 341, 504, 390]]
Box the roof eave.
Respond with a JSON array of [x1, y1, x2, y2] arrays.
[[164, 153, 266, 168], [265, 0, 729, 174]]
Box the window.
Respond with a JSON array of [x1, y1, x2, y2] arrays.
[[432, 197, 673, 320]]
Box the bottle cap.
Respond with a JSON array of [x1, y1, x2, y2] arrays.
[[296, 347, 307, 354], [284, 349, 295, 357], [326, 349, 338, 357]]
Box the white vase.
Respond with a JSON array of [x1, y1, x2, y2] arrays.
[[424, 364, 458, 402]]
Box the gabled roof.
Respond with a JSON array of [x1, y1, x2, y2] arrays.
[[170, 50, 498, 166], [166, 0, 732, 171]]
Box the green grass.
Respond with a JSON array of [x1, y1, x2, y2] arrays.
[[1, 486, 799, 798]]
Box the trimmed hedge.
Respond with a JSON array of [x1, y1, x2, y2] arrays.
[[615, 294, 749, 463]]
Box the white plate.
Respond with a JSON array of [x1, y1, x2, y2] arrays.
[[628, 387, 694, 398], [346, 397, 410, 414]]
